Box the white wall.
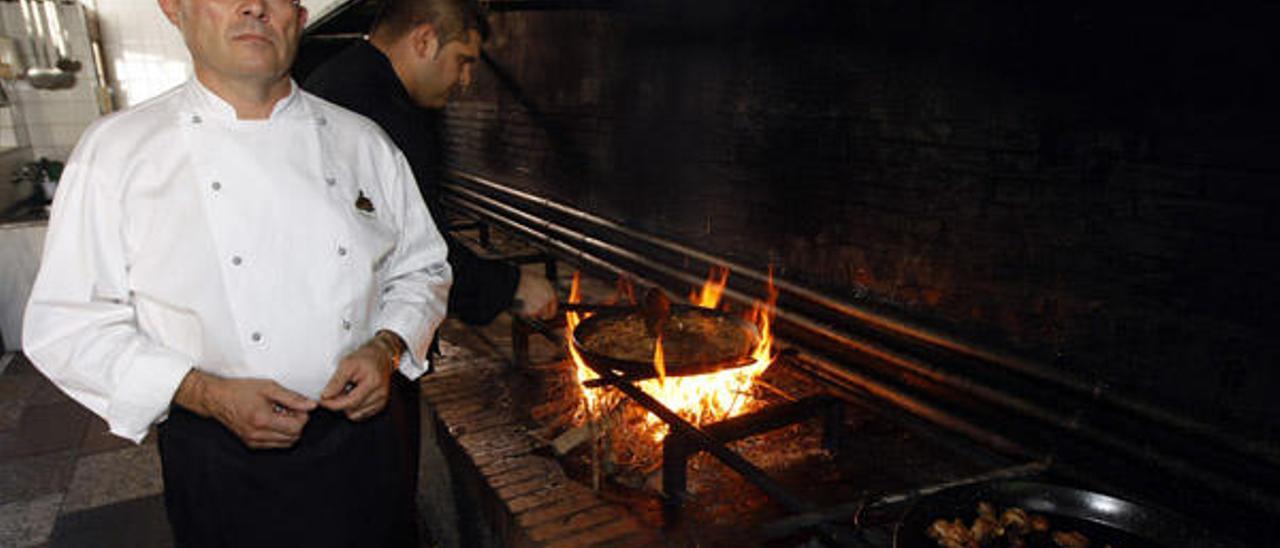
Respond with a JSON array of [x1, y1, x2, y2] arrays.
[[89, 0, 190, 109], [0, 2, 103, 160]]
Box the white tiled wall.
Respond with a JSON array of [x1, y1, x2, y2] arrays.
[[91, 0, 190, 109], [0, 2, 103, 161]]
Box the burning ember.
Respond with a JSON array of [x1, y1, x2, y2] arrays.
[[564, 267, 779, 469]]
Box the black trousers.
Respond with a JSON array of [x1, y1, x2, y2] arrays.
[[158, 376, 421, 548]]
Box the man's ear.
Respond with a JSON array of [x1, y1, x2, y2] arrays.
[[296, 6, 309, 29], [409, 22, 440, 60], [157, 0, 181, 27]]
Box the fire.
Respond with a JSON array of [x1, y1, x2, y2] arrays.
[[653, 337, 667, 384], [565, 267, 779, 449], [689, 266, 729, 308], [631, 268, 776, 436], [566, 271, 607, 414], [749, 266, 778, 364]]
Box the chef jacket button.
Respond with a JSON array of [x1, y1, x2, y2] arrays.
[[341, 319, 352, 330], [337, 246, 348, 257], [251, 332, 262, 343], [211, 181, 222, 191], [317, 117, 327, 126], [325, 177, 336, 187], [231, 255, 242, 266], [191, 115, 202, 124]]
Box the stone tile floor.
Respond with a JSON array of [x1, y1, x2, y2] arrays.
[[0, 351, 169, 548]]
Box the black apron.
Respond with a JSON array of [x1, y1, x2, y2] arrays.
[[157, 375, 421, 548]]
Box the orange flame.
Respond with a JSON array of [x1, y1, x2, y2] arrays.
[[633, 267, 777, 439], [749, 266, 778, 364], [565, 272, 603, 413], [653, 336, 667, 385], [564, 267, 779, 448], [689, 266, 730, 308]]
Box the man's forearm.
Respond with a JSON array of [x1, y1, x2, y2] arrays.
[[373, 329, 407, 363], [172, 369, 215, 417]]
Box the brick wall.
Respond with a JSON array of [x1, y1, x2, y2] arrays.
[[442, 1, 1280, 436]]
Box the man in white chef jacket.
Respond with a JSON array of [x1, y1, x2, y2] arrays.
[[21, 0, 451, 545]]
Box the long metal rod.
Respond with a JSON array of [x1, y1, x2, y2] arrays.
[[457, 196, 1273, 528], [445, 171, 1275, 465], [789, 352, 1034, 459], [446, 190, 1170, 464], [444, 191, 1280, 512], [446, 195, 1030, 459], [446, 194, 1048, 447], [446, 196, 665, 287], [792, 352, 1280, 516]]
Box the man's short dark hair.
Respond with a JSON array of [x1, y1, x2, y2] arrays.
[[371, 0, 489, 47]]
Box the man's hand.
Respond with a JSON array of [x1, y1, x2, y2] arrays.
[[513, 271, 558, 320], [173, 370, 316, 449], [319, 331, 402, 421]]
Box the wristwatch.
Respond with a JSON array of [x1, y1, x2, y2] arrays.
[[374, 330, 407, 371]]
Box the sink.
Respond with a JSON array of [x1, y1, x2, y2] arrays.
[[0, 193, 48, 225], [4, 158, 61, 225]]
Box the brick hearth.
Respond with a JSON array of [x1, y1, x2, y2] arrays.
[[420, 310, 661, 547]]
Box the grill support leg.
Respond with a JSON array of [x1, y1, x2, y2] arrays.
[[660, 395, 843, 510], [663, 431, 693, 507]]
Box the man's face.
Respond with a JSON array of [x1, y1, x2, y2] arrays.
[[409, 29, 481, 109], [159, 0, 307, 85]]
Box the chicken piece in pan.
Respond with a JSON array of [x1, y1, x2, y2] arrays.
[[925, 501, 1094, 548], [1052, 530, 1090, 548], [969, 515, 1002, 543], [927, 518, 978, 548], [1000, 507, 1030, 534], [977, 501, 997, 521], [1029, 514, 1050, 533]]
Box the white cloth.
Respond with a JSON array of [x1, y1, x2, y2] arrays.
[[22, 78, 452, 443]]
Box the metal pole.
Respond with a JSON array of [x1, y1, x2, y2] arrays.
[[444, 171, 1275, 467], [443, 187, 1280, 517]]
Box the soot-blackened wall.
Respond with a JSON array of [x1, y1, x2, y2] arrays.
[[443, 0, 1279, 438]]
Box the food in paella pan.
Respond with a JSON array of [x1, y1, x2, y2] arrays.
[[926, 501, 1101, 548], [578, 309, 754, 366]]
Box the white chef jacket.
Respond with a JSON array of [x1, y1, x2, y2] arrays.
[[22, 78, 453, 443]]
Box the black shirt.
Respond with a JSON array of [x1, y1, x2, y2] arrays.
[[304, 41, 519, 326]]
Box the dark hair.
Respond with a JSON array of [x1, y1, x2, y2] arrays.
[[371, 0, 489, 47]]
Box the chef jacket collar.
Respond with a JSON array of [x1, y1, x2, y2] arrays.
[[185, 76, 307, 126]]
